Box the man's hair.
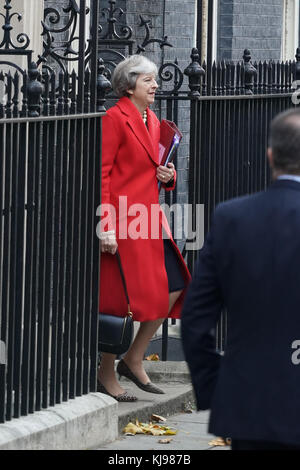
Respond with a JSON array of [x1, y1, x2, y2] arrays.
[[112, 55, 158, 98], [269, 108, 300, 174]]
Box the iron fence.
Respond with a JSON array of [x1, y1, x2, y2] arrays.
[[187, 91, 296, 351], [0, 0, 104, 424], [0, 111, 102, 423], [1, 0, 300, 403]]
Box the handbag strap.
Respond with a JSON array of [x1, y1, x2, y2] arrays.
[[115, 250, 133, 318]]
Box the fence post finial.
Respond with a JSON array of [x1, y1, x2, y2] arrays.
[[96, 58, 111, 112], [184, 48, 205, 96], [27, 62, 43, 117], [243, 49, 257, 95]]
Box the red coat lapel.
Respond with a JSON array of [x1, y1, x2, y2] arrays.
[[117, 97, 159, 166]]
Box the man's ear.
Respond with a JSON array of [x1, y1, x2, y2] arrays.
[[267, 148, 274, 168]]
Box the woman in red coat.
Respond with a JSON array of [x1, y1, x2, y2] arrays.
[[98, 55, 191, 401]]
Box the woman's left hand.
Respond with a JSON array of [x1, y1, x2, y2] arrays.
[[157, 162, 175, 184]]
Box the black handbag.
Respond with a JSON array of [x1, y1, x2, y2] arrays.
[[98, 251, 134, 355]]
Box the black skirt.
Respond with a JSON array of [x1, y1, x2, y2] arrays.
[[163, 239, 186, 293]]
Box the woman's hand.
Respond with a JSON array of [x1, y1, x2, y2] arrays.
[[100, 231, 118, 255], [156, 162, 175, 184]]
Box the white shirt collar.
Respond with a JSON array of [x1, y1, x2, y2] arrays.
[[277, 175, 300, 184]]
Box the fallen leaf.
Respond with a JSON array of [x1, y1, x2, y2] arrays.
[[151, 414, 167, 422], [123, 422, 144, 435], [122, 420, 177, 436], [181, 402, 194, 413], [208, 437, 228, 446], [164, 429, 177, 435], [145, 354, 160, 361], [150, 428, 165, 436], [158, 438, 173, 444]]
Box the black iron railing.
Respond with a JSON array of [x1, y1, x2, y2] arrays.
[[187, 91, 296, 351], [0, 111, 102, 422], [0, 0, 105, 424], [1, 0, 300, 382]]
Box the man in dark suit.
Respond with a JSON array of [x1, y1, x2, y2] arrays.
[[181, 108, 300, 450]]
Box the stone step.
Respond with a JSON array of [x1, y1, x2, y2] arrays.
[[92, 361, 195, 448]]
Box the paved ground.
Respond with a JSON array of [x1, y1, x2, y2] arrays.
[[96, 407, 230, 451], [93, 361, 231, 452]]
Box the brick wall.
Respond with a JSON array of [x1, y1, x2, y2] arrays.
[[218, 0, 283, 61], [124, 0, 196, 79]]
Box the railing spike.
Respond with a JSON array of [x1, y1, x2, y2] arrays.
[[27, 62, 43, 117], [184, 47, 205, 96], [96, 58, 111, 112]]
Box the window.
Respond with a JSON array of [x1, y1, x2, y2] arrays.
[[196, 0, 218, 61], [282, 0, 299, 60]]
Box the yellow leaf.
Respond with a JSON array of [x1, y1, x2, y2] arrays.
[[208, 437, 227, 446], [145, 354, 160, 361], [140, 426, 151, 433], [122, 419, 178, 437], [150, 428, 165, 436], [123, 422, 144, 435], [164, 429, 177, 435]]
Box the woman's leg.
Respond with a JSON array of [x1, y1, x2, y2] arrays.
[[122, 289, 183, 384], [168, 289, 183, 314], [98, 352, 127, 396], [122, 318, 165, 384]]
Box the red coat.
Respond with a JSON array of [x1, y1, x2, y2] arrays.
[[99, 97, 191, 322]]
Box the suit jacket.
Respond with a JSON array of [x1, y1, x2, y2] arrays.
[[181, 179, 300, 446], [99, 97, 190, 322]]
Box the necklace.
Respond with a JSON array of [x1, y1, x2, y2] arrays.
[[142, 110, 147, 123]]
